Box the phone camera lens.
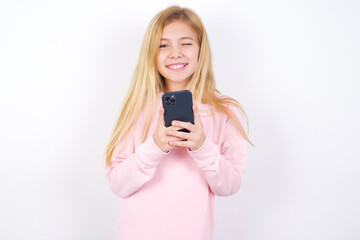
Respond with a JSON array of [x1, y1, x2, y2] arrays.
[[165, 102, 170, 106], [165, 96, 170, 101], [170, 99, 175, 103]]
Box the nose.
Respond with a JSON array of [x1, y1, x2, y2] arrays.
[[169, 46, 183, 59]]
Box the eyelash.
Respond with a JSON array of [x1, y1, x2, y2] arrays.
[[159, 43, 192, 48]]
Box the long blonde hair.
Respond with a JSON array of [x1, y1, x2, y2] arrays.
[[104, 5, 253, 167]]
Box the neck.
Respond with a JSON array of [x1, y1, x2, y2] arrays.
[[164, 81, 188, 93]]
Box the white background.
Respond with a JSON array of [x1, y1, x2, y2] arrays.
[[1, 0, 359, 239]]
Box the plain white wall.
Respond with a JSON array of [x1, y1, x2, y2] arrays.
[[0, 0, 359, 239]]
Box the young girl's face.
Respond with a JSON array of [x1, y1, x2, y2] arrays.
[[156, 20, 200, 91]]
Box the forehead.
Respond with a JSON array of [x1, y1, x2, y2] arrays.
[[161, 20, 196, 39]]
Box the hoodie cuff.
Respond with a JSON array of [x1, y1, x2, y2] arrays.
[[135, 135, 170, 168]]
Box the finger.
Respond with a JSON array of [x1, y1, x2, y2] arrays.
[[167, 125, 183, 131], [169, 139, 191, 148], [166, 129, 190, 139], [157, 107, 165, 126], [171, 120, 195, 132], [168, 135, 184, 142], [193, 104, 203, 126]]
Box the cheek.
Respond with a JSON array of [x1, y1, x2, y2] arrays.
[[157, 53, 166, 67], [188, 49, 199, 63], [156, 58, 163, 72]]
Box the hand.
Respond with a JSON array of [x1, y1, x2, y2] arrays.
[[153, 107, 184, 153], [167, 105, 206, 151]]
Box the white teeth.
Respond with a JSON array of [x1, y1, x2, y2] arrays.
[[169, 64, 186, 69]]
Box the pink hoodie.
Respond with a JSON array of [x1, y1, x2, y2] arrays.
[[105, 92, 248, 240]]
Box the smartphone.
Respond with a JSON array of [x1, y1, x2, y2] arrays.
[[162, 90, 194, 133]]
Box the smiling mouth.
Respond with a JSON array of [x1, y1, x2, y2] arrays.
[[166, 63, 188, 71]]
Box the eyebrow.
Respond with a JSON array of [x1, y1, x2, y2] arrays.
[[160, 37, 195, 41]]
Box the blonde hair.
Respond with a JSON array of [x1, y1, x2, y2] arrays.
[[104, 5, 253, 167]]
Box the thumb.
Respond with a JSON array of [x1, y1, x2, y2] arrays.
[[157, 107, 165, 127]]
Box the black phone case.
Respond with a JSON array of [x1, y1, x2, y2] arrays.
[[162, 90, 194, 133]]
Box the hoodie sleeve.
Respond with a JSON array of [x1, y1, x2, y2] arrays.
[[105, 128, 169, 198], [187, 106, 248, 196]]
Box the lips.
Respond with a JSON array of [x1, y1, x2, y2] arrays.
[[166, 63, 188, 71]]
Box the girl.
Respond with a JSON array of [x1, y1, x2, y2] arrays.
[[104, 5, 252, 240]]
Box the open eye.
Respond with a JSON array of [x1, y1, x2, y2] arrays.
[[159, 44, 167, 48]]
